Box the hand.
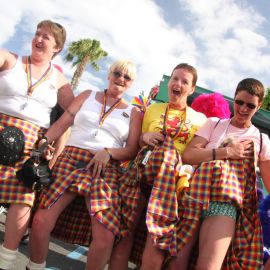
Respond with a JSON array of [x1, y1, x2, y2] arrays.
[[44, 144, 55, 161], [87, 149, 110, 178], [141, 132, 165, 147], [38, 138, 47, 149], [226, 139, 253, 159]]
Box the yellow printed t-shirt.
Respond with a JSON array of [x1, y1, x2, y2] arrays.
[[142, 103, 207, 154]]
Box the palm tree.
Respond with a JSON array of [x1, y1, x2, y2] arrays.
[[65, 39, 108, 91]]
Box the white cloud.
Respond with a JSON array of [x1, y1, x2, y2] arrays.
[[1, 0, 270, 99], [1, 0, 199, 97], [178, 0, 270, 96]]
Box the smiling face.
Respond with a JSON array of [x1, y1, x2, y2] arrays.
[[168, 68, 195, 109], [232, 90, 261, 128], [107, 60, 136, 98], [31, 25, 60, 60]]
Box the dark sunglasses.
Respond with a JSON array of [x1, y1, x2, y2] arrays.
[[234, 99, 257, 110], [113, 71, 132, 82]]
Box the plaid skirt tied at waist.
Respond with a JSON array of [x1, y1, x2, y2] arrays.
[[177, 143, 263, 269], [39, 146, 133, 246], [126, 135, 183, 266], [0, 113, 45, 206]]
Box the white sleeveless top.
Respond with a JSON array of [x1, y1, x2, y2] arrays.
[[67, 91, 133, 151], [0, 56, 58, 128]]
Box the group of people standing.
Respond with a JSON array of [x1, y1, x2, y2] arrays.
[[0, 19, 269, 270]]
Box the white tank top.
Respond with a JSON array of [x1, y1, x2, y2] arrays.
[[0, 56, 58, 128], [67, 91, 133, 151]]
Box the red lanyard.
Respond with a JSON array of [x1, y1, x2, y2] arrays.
[[163, 104, 186, 139], [26, 56, 51, 95]]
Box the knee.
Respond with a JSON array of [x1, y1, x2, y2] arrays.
[[92, 230, 114, 251], [31, 211, 54, 233], [141, 256, 163, 270], [141, 249, 164, 270], [112, 237, 133, 259]]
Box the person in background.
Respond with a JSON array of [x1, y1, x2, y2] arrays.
[[174, 78, 270, 269], [28, 60, 142, 270], [0, 20, 74, 270]]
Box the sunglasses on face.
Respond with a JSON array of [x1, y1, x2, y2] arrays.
[[234, 99, 257, 110], [112, 71, 132, 82]]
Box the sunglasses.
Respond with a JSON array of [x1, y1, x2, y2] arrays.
[[234, 99, 257, 110], [113, 71, 132, 82]]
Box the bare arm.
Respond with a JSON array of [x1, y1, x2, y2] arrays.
[[44, 90, 91, 143], [0, 49, 17, 71], [48, 128, 71, 168], [182, 135, 253, 165], [259, 160, 270, 193], [56, 72, 74, 109]]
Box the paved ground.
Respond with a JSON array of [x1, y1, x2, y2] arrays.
[[0, 207, 136, 270]]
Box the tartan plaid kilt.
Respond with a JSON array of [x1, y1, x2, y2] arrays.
[[177, 147, 263, 269], [39, 146, 128, 246], [128, 136, 182, 266], [0, 113, 45, 206]]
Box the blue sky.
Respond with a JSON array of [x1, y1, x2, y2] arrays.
[[1, 0, 270, 98]]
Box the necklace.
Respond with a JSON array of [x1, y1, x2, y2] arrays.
[[92, 89, 122, 138], [21, 56, 51, 110]]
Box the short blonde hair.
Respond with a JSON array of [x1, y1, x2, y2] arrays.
[[109, 60, 137, 80]]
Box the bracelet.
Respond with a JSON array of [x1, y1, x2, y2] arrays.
[[212, 148, 216, 160], [104, 147, 113, 159]]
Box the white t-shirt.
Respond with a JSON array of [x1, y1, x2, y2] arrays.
[[196, 117, 270, 161]]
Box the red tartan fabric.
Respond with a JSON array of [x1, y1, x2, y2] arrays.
[[128, 136, 182, 266], [177, 146, 263, 269], [39, 146, 129, 246], [0, 113, 45, 206]]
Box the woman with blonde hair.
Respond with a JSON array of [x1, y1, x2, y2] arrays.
[[28, 59, 142, 270]]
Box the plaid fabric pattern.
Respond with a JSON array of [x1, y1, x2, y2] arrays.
[[0, 113, 45, 206], [177, 144, 263, 269], [39, 146, 123, 246], [128, 136, 182, 266]]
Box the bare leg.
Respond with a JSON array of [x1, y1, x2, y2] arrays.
[[86, 216, 115, 270], [140, 233, 164, 270], [196, 215, 235, 270], [109, 194, 146, 270], [166, 220, 200, 270], [3, 203, 31, 250], [29, 191, 76, 263]]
